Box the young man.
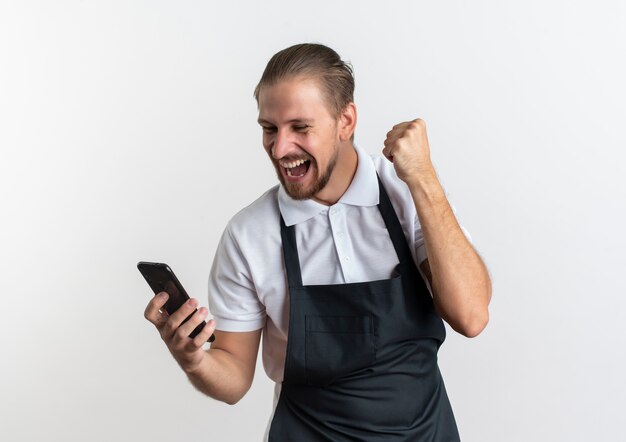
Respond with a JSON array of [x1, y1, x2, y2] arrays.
[[144, 43, 491, 441]]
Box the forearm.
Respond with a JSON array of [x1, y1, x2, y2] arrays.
[[407, 170, 492, 337], [184, 348, 255, 405]]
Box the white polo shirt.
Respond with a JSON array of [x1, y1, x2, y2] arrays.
[[207, 143, 471, 384]]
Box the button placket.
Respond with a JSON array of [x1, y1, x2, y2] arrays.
[[329, 205, 354, 281]]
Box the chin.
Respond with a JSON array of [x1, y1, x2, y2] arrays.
[[285, 185, 315, 200]]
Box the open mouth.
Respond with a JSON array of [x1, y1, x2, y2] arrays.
[[282, 159, 311, 178]]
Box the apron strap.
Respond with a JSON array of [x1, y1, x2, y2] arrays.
[[376, 173, 417, 268], [279, 214, 304, 288]]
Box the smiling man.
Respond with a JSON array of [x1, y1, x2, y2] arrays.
[[257, 76, 355, 204], [144, 43, 491, 441]]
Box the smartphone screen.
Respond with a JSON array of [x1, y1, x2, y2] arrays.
[[137, 261, 215, 343]]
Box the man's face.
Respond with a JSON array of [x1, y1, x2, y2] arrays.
[[257, 76, 341, 200]]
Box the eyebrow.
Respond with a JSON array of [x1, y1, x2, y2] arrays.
[[257, 118, 314, 125]]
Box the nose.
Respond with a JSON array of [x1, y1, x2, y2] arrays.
[[270, 128, 295, 160]]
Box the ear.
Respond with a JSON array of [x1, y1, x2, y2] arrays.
[[338, 102, 357, 142]]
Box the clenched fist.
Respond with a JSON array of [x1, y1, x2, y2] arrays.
[[382, 118, 435, 186]]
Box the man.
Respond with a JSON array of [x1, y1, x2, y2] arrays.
[[144, 43, 491, 441]]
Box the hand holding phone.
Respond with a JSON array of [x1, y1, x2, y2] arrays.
[[138, 261, 215, 343]]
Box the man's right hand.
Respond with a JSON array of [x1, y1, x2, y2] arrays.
[[143, 292, 217, 373], [143, 292, 262, 404]]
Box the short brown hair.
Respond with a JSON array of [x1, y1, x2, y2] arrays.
[[253, 43, 355, 121]]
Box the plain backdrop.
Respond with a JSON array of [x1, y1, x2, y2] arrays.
[[1, 1, 625, 441]]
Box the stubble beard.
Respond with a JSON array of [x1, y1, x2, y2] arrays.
[[274, 144, 340, 201]]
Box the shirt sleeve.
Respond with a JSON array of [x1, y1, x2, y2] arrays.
[[207, 226, 266, 332]]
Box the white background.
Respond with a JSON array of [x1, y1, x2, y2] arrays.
[[1, 1, 625, 441]]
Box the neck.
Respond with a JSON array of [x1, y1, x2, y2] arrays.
[[312, 143, 358, 206]]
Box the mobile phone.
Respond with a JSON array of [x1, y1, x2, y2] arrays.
[[137, 261, 215, 343]]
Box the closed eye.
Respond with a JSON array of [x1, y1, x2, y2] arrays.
[[261, 126, 276, 134], [261, 125, 310, 134]]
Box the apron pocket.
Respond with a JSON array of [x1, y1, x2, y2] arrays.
[[305, 315, 375, 387]]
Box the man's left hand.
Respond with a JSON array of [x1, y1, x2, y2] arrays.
[[382, 118, 435, 186]]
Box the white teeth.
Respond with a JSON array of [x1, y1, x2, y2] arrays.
[[280, 159, 308, 169]]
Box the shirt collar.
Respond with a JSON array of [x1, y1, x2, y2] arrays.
[[277, 143, 380, 226]]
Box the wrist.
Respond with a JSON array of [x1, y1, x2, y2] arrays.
[[181, 351, 210, 376], [406, 170, 446, 205]]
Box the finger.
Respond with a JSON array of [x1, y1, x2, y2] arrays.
[[382, 148, 392, 162], [386, 126, 399, 137], [144, 292, 170, 326], [384, 129, 406, 152], [162, 298, 200, 339], [407, 119, 428, 143], [382, 142, 395, 161], [392, 121, 409, 130], [384, 129, 402, 146], [176, 306, 209, 341], [411, 118, 426, 130], [191, 315, 217, 349]]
